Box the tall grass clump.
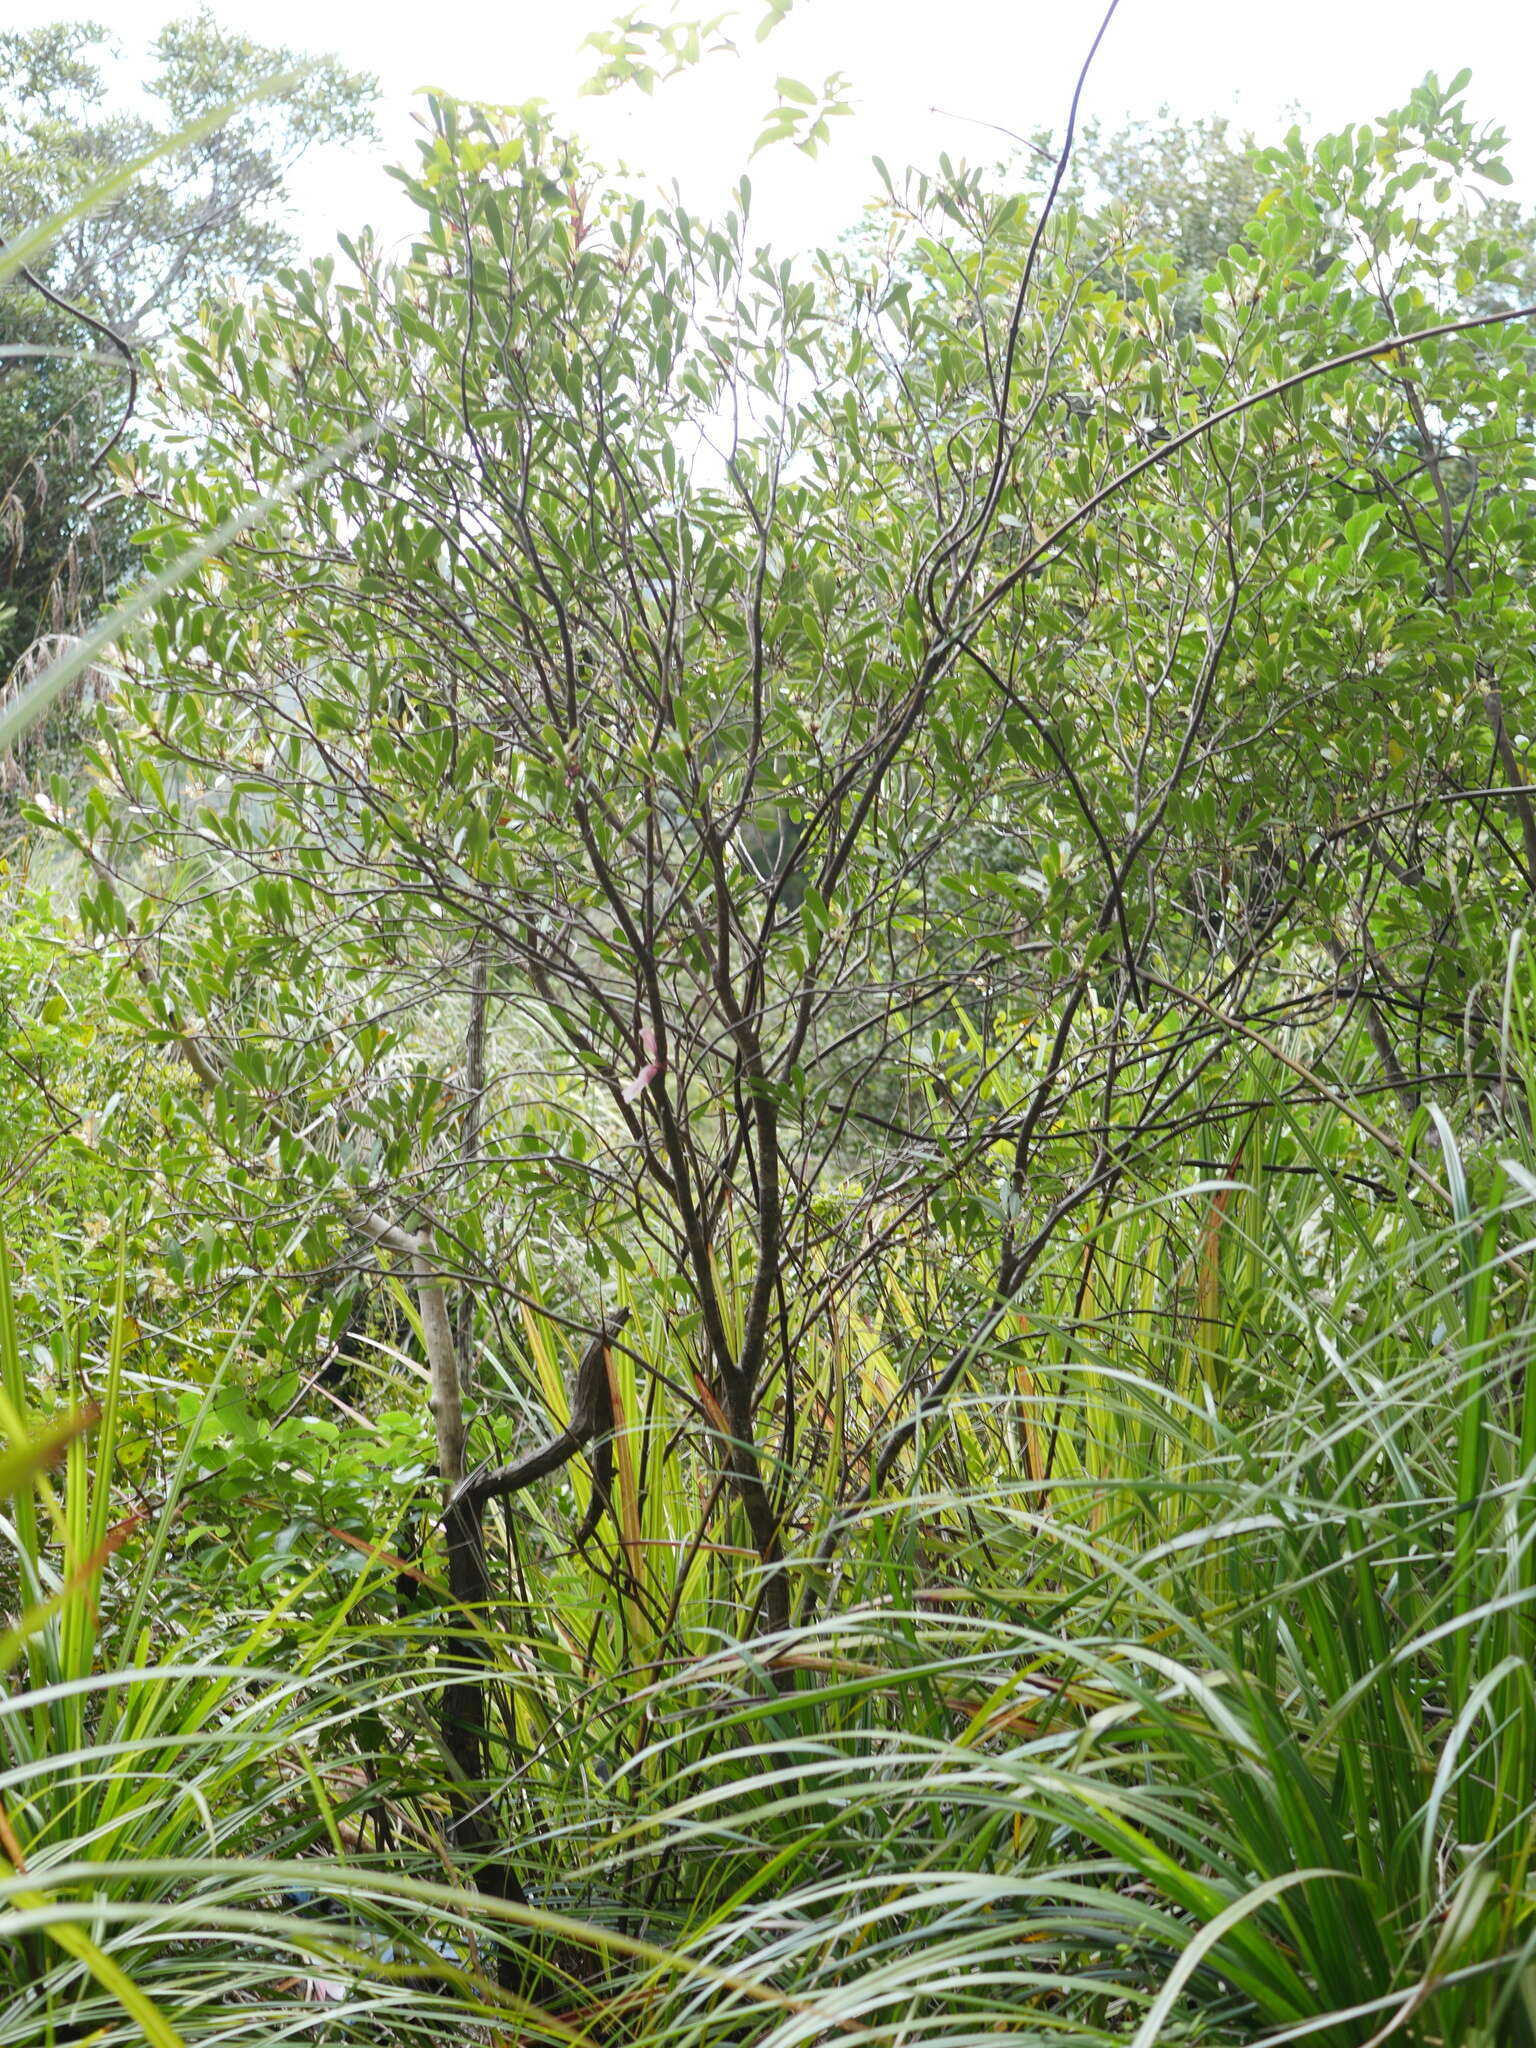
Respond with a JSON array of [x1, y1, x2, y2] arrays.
[[11, 1067, 1536, 2041], [468, 1103, 1536, 2046], [39, 1142, 1536, 2038]]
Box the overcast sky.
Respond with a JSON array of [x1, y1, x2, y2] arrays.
[[11, 0, 1536, 258]]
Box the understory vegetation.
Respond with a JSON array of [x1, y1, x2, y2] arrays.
[[5, 9, 1536, 2041]]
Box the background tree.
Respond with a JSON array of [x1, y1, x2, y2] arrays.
[[1065, 108, 1298, 328], [0, 12, 377, 755]]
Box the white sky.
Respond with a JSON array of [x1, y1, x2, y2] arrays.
[[9, 0, 1536, 259]]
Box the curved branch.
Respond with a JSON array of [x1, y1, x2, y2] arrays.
[[954, 299, 1536, 652], [19, 264, 138, 471]]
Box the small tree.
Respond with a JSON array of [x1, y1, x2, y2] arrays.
[[48, 68, 1536, 1819]]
